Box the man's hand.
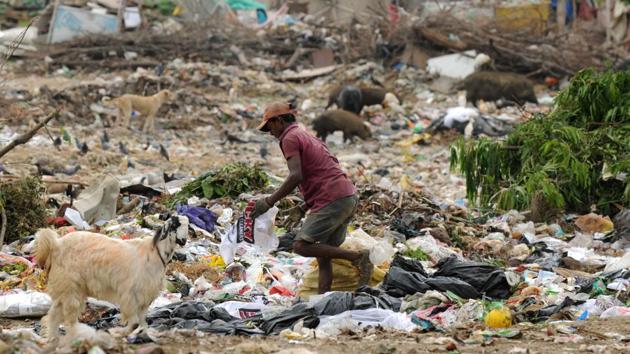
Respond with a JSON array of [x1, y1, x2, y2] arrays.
[[250, 197, 272, 219]]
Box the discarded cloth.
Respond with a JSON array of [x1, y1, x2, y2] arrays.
[[176, 205, 218, 232]]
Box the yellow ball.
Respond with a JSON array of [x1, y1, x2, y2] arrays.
[[484, 307, 512, 328]]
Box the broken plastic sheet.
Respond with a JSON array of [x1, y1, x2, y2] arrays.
[[259, 303, 319, 335], [312, 288, 402, 316], [433, 256, 512, 299], [316, 308, 415, 338], [381, 255, 512, 299], [144, 300, 262, 335]]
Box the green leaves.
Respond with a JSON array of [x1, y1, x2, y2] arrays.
[[168, 162, 270, 207], [451, 69, 630, 215]]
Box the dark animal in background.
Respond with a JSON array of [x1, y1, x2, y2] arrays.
[[336, 85, 363, 114], [326, 85, 394, 114], [461, 71, 537, 107], [312, 110, 371, 142]]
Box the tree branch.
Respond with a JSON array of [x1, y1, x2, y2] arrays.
[[0, 111, 58, 160]]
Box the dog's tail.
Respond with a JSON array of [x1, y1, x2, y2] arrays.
[[35, 229, 60, 273]]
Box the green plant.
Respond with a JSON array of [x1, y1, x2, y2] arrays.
[[403, 247, 429, 261], [451, 69, 630, 215], [168, 162, 269, 207], [0, 177, 48, 244]]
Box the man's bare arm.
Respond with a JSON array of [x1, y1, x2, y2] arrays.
[[266, 155, 303, 206]]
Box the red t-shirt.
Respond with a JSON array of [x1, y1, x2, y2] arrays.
[[279, 124, 356, 212]]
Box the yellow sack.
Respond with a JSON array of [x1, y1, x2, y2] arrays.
[[298, 259, 386, 298]]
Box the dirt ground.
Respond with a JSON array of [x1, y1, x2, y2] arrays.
[[3, 316, 630, 353]]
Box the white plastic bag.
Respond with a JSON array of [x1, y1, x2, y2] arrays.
[[345, 228, 395, 266], [604, 251, 630, 273], [406, 233, 460, 262], [219, 205, 279, 264], [0, 291, 51, 318], [600, 306, 630, 318], [214, 301, 268, 319], [316, 309, 414, 338]]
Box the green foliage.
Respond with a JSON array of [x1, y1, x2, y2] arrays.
[[451, 69, 630, 215], [168, 162, 269, 207], [402, 247, 429, 261], [0, 177, 48, 243], [145, 0, 178, 16]]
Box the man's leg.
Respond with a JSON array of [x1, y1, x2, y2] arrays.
[[317, 257, 333, 293], [293, 240, 360, 260]]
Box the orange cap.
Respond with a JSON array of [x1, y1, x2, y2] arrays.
[[257, 102, 296, 131]]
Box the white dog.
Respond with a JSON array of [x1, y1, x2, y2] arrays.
[[35, 214, 189, 342]]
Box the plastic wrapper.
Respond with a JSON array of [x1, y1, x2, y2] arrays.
[[259, 303, 319, 335], [316, 308, 414, 338], [0, 290, 51, 318], [220, 203, 279, 264], [346, 228, 395, 266], [600, 306, 630, 318]]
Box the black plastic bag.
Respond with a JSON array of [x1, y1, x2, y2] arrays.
[[390, 254, 428, 277], [381, 266, 431, 297], [184, 319, 264, 336], [425, 276, 481, 299], [313, 292, 353, 316], [146, 301, 236, 327], [259, 303, 319, 335], [433, 256, 511, 299], [353, 287, 402, 311]]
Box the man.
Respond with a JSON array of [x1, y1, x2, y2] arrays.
[[250, 101, 373, 294]]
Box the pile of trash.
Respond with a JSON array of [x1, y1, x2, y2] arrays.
[[0, 160, 629, 350], [1, 2, 630, 353]]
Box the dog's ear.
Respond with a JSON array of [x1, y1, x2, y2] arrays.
[[159, 213, 171, 221]]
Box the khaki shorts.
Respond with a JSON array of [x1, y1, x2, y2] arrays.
[[296, 195, 359, 247]]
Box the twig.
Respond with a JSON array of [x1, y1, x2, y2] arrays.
[[0, 204, 5, 247], [0, 17, 38, 88], [0, 112, 58, 160], [43, 125, 61, 151]]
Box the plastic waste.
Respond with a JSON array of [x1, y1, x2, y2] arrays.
[[406, 233, 459, 262], [607, 278, 629, 291], [312, 288, 402, 316], [0, 291, 51, 318], [73, 174, 120, 225], [577, 295, 624, 317], [575, 213, 614, 234], [316, 308, 414, 338], [64, 207, 91, 230], [484, 307, 512, 328], [346, 228, 396, 266], [214, 301, 268, 319], [299, 259, 386, 298], [220, 204, 279, 263], [433, 256, 512, 299], [600, 306, 630, 318], [175, 205, 217, 232], [604, 251, 630, 273], [512, 222, 535, 242], [259, 303, 319, 335]]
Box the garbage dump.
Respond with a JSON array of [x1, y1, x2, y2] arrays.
[[0, 1, 630, 353]]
